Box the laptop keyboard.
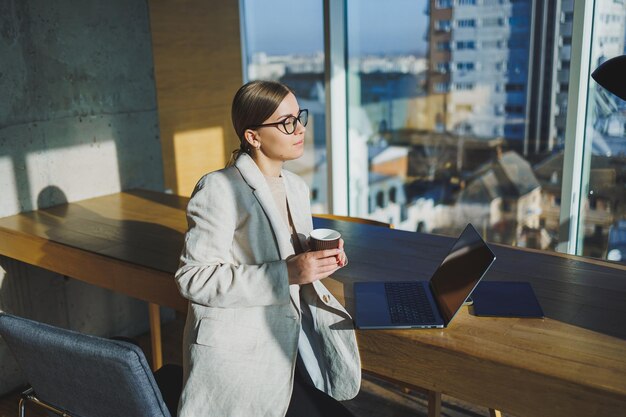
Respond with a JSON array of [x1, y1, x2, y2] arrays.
[[385, 282, 436, 324]]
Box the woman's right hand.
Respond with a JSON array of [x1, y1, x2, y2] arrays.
[[286, 248, 343, 285]]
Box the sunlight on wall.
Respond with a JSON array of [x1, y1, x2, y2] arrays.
[[25, 141, 120, 207], [174, 127, 226, 196], [0, 157, 18, 217]]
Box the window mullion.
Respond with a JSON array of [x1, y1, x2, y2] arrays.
[[324, 0, 349, 215], [557, 0, 595, 255]]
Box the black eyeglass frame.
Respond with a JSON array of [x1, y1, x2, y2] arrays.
[[247, 109, 308, 135]]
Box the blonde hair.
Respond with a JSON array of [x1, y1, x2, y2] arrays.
[[226, 80, 293, 167]]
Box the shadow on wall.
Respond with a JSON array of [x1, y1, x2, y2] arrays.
[[0, 0, 164, 218], [37, 185, 69, 211]]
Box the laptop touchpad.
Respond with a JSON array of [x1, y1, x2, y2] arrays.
[[355, 282, 392, 328]]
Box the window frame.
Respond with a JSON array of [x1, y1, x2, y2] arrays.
[[557, 0, 596, 255], [323, 0, 349, 215], [320, 0, 598, 256]]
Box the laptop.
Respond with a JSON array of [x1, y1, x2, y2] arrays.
[[354, 223, 496, 329]]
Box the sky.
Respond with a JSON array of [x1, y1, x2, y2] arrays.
[[243, 0, 429, 57]]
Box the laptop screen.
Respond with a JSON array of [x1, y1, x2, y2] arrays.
[[429, 224, 496, 325]]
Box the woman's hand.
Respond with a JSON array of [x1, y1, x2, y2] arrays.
[[337, 238, 348, 267], [286, 248, 343, 285]]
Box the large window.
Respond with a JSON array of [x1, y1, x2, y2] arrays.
[[243, 0, 626, 264], [344, 0, 572, 253], [241, 0, 328, 213], [579, 0, 626, 261]]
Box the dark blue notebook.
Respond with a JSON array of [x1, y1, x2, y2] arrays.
[[470, 281, 544, 318]]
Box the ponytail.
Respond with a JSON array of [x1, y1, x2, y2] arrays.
[[225, 141, 252, 168]]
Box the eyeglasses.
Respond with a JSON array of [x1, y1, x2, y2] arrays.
[[248, 109, 308, 135]]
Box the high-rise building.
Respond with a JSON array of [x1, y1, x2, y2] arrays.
[[426, 0, 534, 154], [552, 0, 625, 149], [424, 0, 624, 159], [553, 0, 574, 147], [526, 0, 561, 157], [426, 0, 453, 133]]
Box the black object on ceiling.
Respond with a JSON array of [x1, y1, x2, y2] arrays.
[[591, 55, 626, 101]]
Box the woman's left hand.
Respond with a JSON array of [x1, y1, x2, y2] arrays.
[[337, 238, 348, 267]]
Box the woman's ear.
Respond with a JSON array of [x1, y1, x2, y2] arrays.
[[244, 129, 260, 150]]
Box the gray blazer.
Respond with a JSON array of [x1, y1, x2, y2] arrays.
[[176, 154, 361, 417]]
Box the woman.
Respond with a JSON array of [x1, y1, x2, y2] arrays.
[[176, 80, 361, 417]]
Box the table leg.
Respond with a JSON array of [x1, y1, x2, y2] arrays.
[[428, 390, 441, 417], [148, 303, 163, 371]]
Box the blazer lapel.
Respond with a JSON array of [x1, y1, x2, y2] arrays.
[[282, 171, 351, 319], [234, 155, 302, 314], [283, 172, 312, 251], [235, 155, 295, 260]]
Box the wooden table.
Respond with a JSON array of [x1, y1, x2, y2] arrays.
[[0, 190, 189, 369], [317, 218, 626, 417], [0, 190, 625, 417]]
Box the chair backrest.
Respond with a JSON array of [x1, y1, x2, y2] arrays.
[[0, 313, 171, 417], [313, 213, 393, 229]]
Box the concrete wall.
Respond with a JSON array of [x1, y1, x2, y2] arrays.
[[0, 0, 165, 393]]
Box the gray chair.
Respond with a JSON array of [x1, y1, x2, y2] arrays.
[[0, 312, 181, 417]]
